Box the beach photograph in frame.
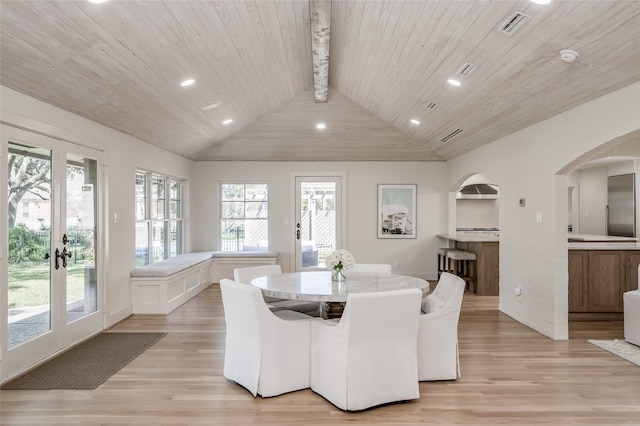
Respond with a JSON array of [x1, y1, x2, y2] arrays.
[[377, 184, 416, 239]]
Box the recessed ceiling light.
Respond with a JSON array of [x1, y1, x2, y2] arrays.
[[447, 78, 462, 87], [201, 101, 221, 111], [222, 119, 233, 125], [410, 119, 421, 125], [180, 78, 195, 87], [88, 0, 110, 3], [316, 123, 326, 130], [530, 0, 551, 4]]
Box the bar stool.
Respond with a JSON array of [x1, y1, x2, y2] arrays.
[[437, 248, 461, 278], [445, 250, 477, 292]]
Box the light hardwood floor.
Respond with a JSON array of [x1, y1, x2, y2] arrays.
[[2, 284, 639, 425]]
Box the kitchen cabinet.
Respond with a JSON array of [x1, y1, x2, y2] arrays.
[[454, 241, 499, 296], [587, 251, 625, 312], [625, 251, 640, 292], [568, 250, 588, 312], [436, 234, 499, 296], [568, 248, 640, 317]]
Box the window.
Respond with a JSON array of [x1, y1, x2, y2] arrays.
[[135, 170, 184, 266], [22, 202, 30, 218], [220, 183, 268, 251]]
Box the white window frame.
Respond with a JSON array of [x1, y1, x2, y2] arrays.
[[219, 182, 269, 252], [135, 170, 184, 266]]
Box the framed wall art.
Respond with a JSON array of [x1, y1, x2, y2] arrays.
[[377, 184, 416, 239]]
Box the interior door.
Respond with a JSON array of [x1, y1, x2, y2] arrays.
[[294, 175, 345, 271], [2, 125, 103, 381]]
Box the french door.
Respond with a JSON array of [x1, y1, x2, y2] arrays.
[[294, 174, 346, 271], [1, 125, 103, 381]]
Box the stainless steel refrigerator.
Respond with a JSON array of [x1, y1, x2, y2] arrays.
[[607, 173, 636, 237]]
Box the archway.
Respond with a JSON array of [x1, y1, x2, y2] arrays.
[[556, 130, 640, 334], [447, 173, 501, 297]]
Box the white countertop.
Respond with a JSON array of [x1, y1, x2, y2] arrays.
[[568, 234, 640, 249], [436, 233, 499, 243], [568, 233, 638, 242], [569, 242, 640, 250]]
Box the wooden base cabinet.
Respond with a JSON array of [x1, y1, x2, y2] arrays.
[[626, 251, 640, 292], [454, 241, 499, 296], [588, 251, 625, 312], [568, 249, 640, 315], [568, 250, 588, 312]]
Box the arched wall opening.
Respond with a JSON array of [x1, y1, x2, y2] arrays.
[[452, 173, 500, 232], [445, 82, 639, 341], [446, 172, 501, 297], [556, 130, 640, 331]]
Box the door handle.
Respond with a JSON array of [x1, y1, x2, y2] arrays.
[[55, 247, 72, 269], [61, 247, 72, 268], [296, 222, 301, 240]]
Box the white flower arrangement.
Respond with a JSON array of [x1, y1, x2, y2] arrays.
[[326, 249, 355, 272]]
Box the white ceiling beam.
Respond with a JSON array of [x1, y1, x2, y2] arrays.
[[310, 0, 331, 103]]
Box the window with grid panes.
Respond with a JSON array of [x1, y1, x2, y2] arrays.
[[135, 170, 184, 266], [220, 183, 268, 251]]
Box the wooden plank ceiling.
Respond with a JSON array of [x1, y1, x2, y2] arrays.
[[1, 0, 639, 162]]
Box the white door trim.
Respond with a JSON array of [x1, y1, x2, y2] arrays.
[[290, 171, 347, 272]]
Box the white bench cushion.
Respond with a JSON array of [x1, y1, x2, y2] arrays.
[[131, 252, 215, 277], [212, 251, 278, 258]]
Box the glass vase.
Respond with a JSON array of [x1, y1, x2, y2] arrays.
[[332, 268, 346, 282]]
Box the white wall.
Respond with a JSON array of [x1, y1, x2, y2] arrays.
[[456, 199, 500, 229], [1, 86, 196, 327], [446, 82, 640, 340], [192, 161, 448, 279]]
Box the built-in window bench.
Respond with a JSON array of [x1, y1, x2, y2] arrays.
[[130, 250, 278, 314], [211, 250, 279, 284]]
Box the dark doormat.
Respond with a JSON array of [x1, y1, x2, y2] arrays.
[[1, 332, 166, 390]]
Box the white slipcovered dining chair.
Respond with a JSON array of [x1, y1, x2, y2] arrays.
[[417, 272, 466, 381], [347, 263, 393, 274], [310, 289, 422, 411], [219, 278, 314, 397], [234, 265, 320, 315]]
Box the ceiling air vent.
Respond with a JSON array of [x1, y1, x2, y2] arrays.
[[456, 63, 478, 78], [497, 11, 531, 36], [425, 101, 439, 110], [440, 128, 464, 143]]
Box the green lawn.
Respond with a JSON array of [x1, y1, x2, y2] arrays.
[[8, 263, 87, 309]]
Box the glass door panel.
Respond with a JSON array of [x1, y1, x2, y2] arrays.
[[65, 154, 98, 323], [295, 176, 343, 271], [7, 142, 53, 347], [2, 125, 103, 381]]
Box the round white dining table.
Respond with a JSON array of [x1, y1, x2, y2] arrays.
[[251, 270, 429, 308]]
